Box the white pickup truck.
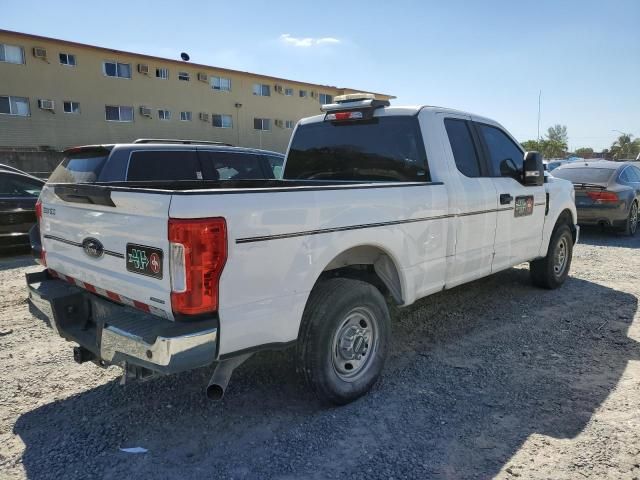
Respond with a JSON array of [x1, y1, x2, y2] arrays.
[[27, 94, 578, 405]]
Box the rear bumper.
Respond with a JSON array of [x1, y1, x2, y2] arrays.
[[576, 204, 628, 227], [26, 270, 218, 374]]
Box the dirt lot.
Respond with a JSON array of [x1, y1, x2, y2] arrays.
[[1, 230, 640, 480]]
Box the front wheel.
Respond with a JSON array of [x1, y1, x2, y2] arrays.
[[297, 278, 391, 405], [530, 223, 573, 289]]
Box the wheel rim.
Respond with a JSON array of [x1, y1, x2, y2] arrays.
[[553, 236, 568, 277], [630, 203, 638, 234], [331, 306, 379, 382]]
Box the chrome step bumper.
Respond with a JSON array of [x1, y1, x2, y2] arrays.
[[26, 270, 218, 374]]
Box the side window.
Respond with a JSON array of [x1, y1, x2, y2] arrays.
[[0, 174, 42, 197], [477, 124, 524, 181], [619, 168, 631, 182], [126, 151, 201, 181], [627, 167, 640, 182], [266, 155, 284, 179], [203, 152, 269, 180], [444, 118, 481, 177]]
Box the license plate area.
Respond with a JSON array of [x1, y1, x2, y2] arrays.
[[126, 243, 163, 279]]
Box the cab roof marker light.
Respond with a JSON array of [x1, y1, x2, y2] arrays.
[[325, 111, 364, 121]]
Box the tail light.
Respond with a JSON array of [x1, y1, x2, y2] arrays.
[[586, 191, 619, 203], [168, 217, 227, 315], [35, 199, 46, 266]]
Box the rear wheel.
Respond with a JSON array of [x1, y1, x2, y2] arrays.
[[530, 223, 573, 289], [623, 201, 638, 236], [297, 278, 390, 405]]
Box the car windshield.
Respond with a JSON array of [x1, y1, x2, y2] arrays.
[[552, 167, 615, 184], [285, 116, 430, 182], [48, 148, 111, 183]]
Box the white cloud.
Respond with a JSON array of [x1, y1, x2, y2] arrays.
[[279, 34, 341, 48]]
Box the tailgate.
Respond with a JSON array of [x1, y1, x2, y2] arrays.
[[39, 184, 174, 319]]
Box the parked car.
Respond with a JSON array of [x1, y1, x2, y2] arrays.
[[0, 167, 44, 251], [552, 160, 640, 235], [26, 95, 577, 405], [545, 159, 568, 172], [29, 140, 285, 260]]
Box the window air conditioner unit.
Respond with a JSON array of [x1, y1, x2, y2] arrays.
[[33, 47, 47, 59], [310, 91, 317, 98], [275, 119, 284, 128], [274, 84, 283, 94], [138, 63, 149, 74], [199, 112, 209, 121], [197, 72, 208, 82], [37, 99, 55, 110], [139, 106, 152, 117]]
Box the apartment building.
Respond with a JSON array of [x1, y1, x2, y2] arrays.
[[0, 30, 392, 153]]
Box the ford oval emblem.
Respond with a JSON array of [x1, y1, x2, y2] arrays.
[[82, 238, 104, 259]]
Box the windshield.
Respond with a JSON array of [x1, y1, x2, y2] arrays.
[[552, 167, 615, 184], [285, 116, 430, 182], [48, 148, 111, 183]]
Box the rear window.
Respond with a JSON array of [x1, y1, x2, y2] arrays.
[[284, 116, 429, 182], [126, 151, 201, 181], [552, 167, 615, 184], [48, 148, 110, 183]]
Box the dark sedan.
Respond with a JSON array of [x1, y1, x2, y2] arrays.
[[0, 168, 44, 250], [552, 160, 640, 235]]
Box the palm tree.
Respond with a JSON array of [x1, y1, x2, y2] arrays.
[[610, 133, 640, 160]]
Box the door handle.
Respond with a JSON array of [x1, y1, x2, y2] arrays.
[[499, 193, 513, 205]]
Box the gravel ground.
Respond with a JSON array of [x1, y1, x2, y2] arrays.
[[1, 229, 640, 480]]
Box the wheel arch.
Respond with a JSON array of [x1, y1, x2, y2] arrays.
[[315, 244, 405, 305]]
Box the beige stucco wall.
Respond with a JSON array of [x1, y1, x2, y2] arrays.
[[0, 31, 391, 153]]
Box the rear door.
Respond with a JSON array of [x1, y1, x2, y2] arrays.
[[473, 121, 546, 270], [42, 150, 173, 318], [439, 114, 498, 287]]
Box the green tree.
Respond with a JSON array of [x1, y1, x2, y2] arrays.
[[521, 140, 541, 151], [546, 125, 568, 145], [574, 147, 594, 158], [609, 134, 640, 160], [540, 139, 566, 159]]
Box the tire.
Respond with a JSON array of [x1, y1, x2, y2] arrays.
[[530, 223, 573, 289], [623, 201, 638, 236], [297, 277, 391, 405]]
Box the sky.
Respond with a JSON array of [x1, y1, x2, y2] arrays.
[[2, 0, 639, 151]]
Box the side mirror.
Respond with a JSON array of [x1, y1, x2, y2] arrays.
[[523, 151, 544, 186]]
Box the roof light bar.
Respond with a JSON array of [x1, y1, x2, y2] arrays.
[[321, 92, 390, 113], [334, 93, 376, 103]]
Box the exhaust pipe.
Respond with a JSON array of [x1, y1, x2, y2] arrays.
[[206, 353, 253, 400]]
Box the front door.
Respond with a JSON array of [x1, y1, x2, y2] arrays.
[[472, 120, 546, 272]]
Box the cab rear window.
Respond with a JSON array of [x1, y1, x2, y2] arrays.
[[285, 116, 430, 182], [48, 148, 111, 183]]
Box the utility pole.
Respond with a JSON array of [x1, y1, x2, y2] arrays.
[[537, 90, 542, 141]]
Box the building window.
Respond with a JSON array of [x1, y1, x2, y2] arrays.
[[180, 111, 192, 121], [285, 120, 295, 129], [0, 44, 25, 64], [299, 90, 307, 98], [253, 84, 271, 96], [105, 105, 133, 122], [103, 61, 131, 78], [59, 53, 76, 66], [0, 96, 30, 116], [319, 93, 333, 104], [156, 67, 169, 79], [63, 101, 80, 114], [211, 76, 231, 91], [284, 88, 294, 96], [158, 109, 171, 120], [253, 118, 271, 131], [212, 114, 233, 128], [178, 71, 190, 81]]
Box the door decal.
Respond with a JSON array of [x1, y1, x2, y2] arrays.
[[514, 195, 534, 217]]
